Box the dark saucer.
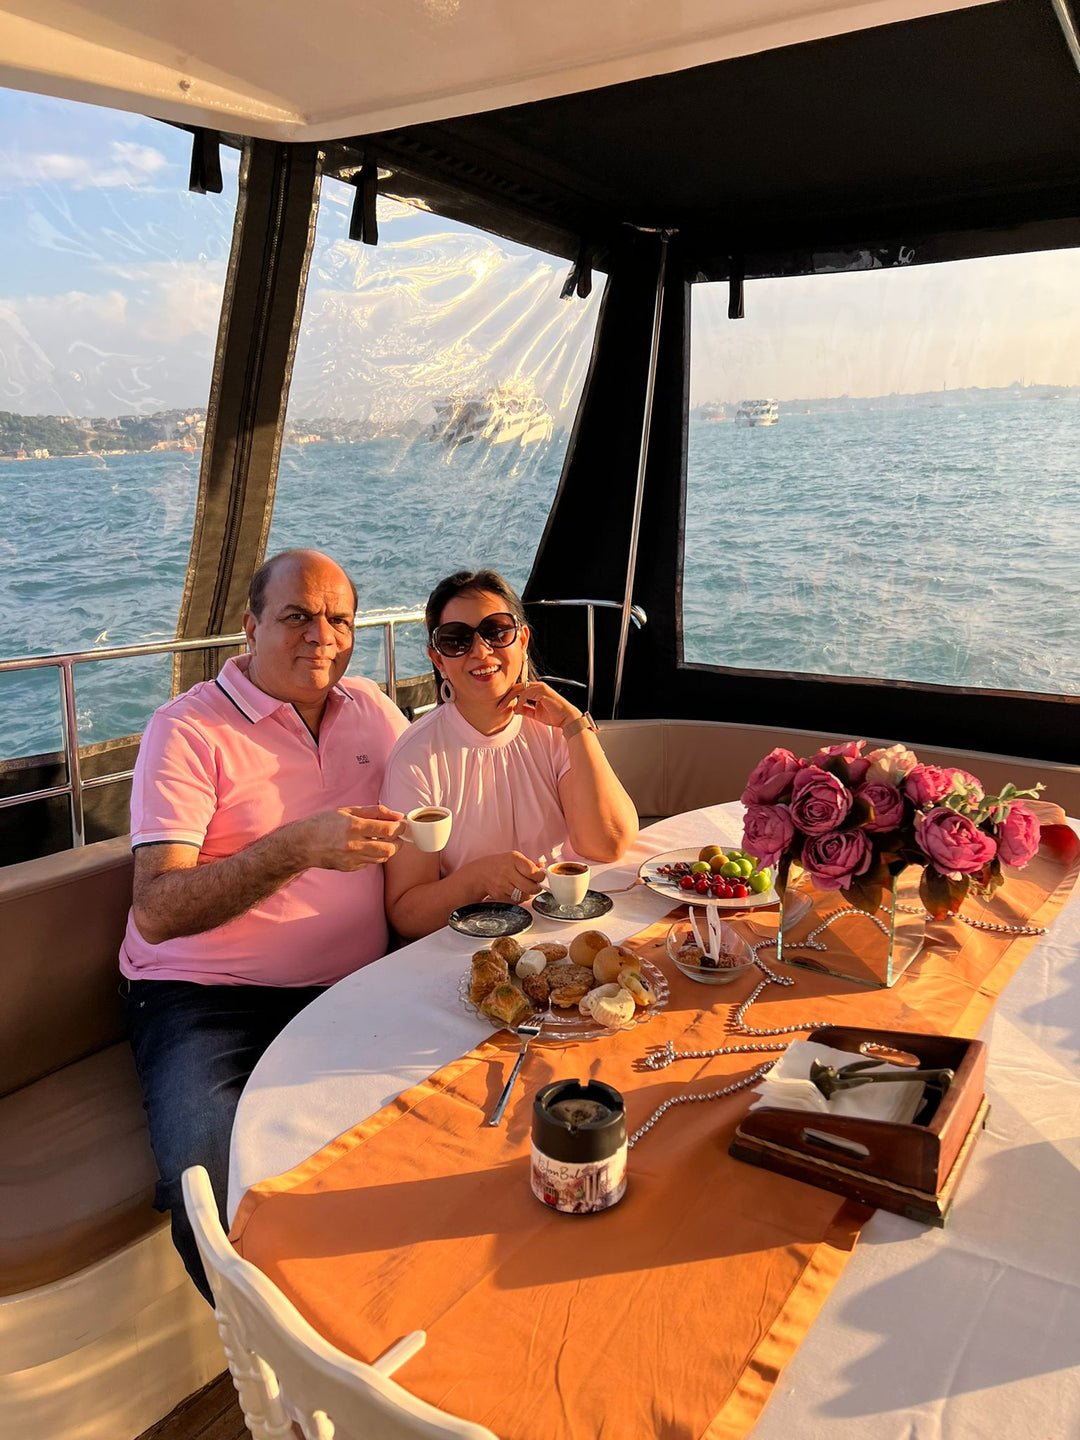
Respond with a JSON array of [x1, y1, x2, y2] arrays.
[[532, 889, 614, 923], [448, 902, 533, 938]]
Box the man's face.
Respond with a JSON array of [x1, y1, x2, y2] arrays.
[[243, 553, 355, 715]]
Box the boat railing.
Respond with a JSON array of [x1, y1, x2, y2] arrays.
[[0, 600, 644, 848], [0, 607, 426, 848], [530, 598, 647, 714]]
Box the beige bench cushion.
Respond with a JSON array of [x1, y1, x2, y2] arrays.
[[599, 719, 1080, 822], [0, 1044, 161, 1295], [0, 836, 133, 1099]]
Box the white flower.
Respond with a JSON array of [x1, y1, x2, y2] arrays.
[[864, 743, 919, 785]]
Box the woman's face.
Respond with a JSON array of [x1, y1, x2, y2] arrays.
[[428, 589, 529, 708]]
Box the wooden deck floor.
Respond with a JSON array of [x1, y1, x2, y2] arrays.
[[137, 1373, 247, 1440]]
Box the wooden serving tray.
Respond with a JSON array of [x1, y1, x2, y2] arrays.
[[730, 1025, 988, 1226]]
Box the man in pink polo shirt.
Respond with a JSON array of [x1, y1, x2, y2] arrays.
[[121, 548, 409, 1300]]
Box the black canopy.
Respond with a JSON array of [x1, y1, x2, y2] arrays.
[[339, 0, 1080, 279]]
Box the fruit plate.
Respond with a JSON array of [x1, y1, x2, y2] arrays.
[[458, 956, 669, 1042], [639, 847, 780, 909]]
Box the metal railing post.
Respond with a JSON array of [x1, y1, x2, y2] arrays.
[[384, 622, 397, 703], [586, 605, 596, 714], [613, 230, 671, 717], [529, 598, 645, 717], [58, 660, 86, 847], [0, 606, 427, 847]]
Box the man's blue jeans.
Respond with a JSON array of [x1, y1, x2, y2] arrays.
[[124, 978, 325, 1304]]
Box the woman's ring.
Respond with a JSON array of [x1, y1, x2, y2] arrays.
[[510, 887, 524, 903]]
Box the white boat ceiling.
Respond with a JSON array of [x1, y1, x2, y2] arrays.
[[0, 0, 998, 139]]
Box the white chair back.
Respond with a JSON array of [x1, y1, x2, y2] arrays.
[[182, 1165, 498, 1440]]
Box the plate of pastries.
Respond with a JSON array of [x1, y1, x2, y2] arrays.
[[460, 929, 669, 1040]]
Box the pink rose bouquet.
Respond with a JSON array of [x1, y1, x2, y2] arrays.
[[740, 738, 1044, 918]]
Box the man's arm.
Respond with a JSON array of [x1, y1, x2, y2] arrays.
[[132, 805, 404, 945]]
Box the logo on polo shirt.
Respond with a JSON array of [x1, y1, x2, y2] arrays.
[[356, 754, 370, 765]]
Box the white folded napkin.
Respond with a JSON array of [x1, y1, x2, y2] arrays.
[[750, 1039, 925, 1126]]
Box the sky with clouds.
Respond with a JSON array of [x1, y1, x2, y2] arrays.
[[2, 88, 1080, 421]]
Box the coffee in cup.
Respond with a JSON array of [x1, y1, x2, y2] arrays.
[[406, 805, 452, 853], [547, 860, 590, 909]]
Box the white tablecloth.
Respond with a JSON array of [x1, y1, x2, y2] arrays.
[[229, 805, 1080, 1440]]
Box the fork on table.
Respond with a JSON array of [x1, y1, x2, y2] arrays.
[[486, 1019, 543, 1126]]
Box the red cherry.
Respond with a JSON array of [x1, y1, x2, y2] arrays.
[[717, 885, 734, 899], [695, 878, 710, 894], [679, 875, 695, 891], [732, 883, 749, 898]]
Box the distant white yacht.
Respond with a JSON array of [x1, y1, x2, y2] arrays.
[[429, 382, 554, 447], [735, 398, 779, 426]]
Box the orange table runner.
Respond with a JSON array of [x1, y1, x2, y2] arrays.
[[232, 816, 1078, 1440]]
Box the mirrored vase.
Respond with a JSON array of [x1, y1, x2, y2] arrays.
[[775, 866, 926, 988]]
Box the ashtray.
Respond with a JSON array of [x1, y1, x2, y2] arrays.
[[665, 918, 756, 985]]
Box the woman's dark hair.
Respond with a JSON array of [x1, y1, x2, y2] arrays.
[[426, 570, 533, 702], [424, 569, 528, 635]]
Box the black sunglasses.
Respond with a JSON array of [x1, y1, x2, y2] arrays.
[[430, 612, 520, 658]]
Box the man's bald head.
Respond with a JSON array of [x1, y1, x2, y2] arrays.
[[248, 550, 358, 620]]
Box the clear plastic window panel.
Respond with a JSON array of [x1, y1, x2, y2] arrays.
[[269, 179, 601, 687], [685, 254, 1080, 696], [0, 92, 238, 758]]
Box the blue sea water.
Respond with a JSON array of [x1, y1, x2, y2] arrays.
[[0, 401, 1077, 760]]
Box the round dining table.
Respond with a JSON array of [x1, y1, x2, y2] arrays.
[[229, 803, 1080, 1439]]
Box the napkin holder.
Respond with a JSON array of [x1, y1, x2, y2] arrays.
[[729, 1025, 988, 1226]]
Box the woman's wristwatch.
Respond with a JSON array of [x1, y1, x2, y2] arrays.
[[561, 711, 598, 740]]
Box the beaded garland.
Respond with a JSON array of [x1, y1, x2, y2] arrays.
[[628, 905, 1047, 1148]]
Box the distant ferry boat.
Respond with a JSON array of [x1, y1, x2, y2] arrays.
[[735, 399, 779, 426], [429, 383, 554, 447]]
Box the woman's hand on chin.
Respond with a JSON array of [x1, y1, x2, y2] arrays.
[[473, 850, 546, 903], [501, 680, 579, 731]]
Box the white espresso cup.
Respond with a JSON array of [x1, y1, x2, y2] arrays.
[[546, 860, 590, 909], [405, 805, 453, 853]]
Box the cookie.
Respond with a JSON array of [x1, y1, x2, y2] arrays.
[[547, 962, 596, 1007]]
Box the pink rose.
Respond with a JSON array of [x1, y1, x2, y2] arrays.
[[856, 781, 905, 833], [741, 748, 800, 805], [904, 764, 952, 807], [810, 740, 870, 786], [864, 744, 919, 785], [802, 829, 873, 891], [742, 803, 795, 869], [916, 808, 997, 878], [790, 767, 853, 835], [996, 802, 1041, 869]]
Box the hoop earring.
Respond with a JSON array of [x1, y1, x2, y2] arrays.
[[439, 675, 455, 704]]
